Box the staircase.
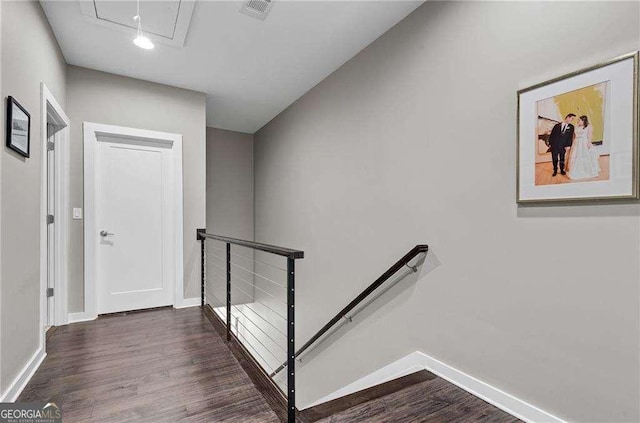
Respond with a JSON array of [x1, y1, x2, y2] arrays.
[[197, 231, 520, 422]]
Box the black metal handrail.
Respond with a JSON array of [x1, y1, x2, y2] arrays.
[[197, 229, 304, 259], [270, 244, 428, 376], [197, 229, 303, 423]]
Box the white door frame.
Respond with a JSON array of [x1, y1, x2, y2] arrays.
[[83, 122, 185, 320], [39, 82, 70, 345]]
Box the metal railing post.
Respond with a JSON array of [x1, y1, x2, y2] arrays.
[[197, 228, 206, 307], [226, 243, 232, 342], [287, 257, 296, 422], [200, 236, 205, 307]]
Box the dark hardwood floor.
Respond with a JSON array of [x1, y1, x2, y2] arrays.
[[319, 377, 520, 423], [19, 307, 279, 422], [20, 306, 520, 423], [314, 375, 521, 423]]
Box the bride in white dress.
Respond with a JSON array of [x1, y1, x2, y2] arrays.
[[568, 115, 600, 180]]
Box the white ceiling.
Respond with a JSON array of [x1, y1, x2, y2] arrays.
[[41, 0, 424, 133]]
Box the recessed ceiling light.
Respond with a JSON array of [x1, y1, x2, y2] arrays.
[[133, 35, 154, 50]]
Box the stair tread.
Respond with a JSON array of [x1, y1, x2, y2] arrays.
[[315, 377, 521, 423]]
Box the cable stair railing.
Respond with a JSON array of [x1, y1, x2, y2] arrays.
[[197, 228, 428, 423]]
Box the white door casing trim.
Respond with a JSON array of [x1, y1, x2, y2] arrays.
[[40, 83, 70, 336], [83, 122, 185, 320], [173, 297, 201, 309], [67, 312, 98, 324]]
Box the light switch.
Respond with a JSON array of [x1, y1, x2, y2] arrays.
[[73, 208, 83, 220]]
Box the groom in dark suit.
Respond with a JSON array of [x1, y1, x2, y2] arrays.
[[548, 113, 576, 176]]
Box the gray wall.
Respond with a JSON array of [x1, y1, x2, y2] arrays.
[[66, 66, 206, 311], [254, 1, 640, 421], [205, 127, 254, 307], [206, 127, 254, 239], [0, 0, 66, 392]]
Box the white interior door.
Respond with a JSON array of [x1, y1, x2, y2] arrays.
[[95, 135, 175, 314]]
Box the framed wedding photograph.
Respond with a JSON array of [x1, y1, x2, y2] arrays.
[[6, 96, 31, 158], [517, 51, 639, 203]]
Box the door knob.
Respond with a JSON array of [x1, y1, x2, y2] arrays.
[[100, 230, 114, 237]]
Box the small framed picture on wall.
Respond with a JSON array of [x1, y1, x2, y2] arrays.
[[517, 51, 639, 203], [6, 96, 31, 158]]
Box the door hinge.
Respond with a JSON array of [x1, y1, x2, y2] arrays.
[[47, 141, 55, 151], [47, 214, 54, 225], [46, 288, 54, 297]]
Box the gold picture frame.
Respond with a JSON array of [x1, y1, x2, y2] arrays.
[[517, 51, 639, 204]]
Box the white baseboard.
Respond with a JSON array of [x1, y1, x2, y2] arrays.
[[174, 297, 201, 309], [304, 351, 565, 423], [0, 347, 46, 402], [67, 312, 96, 324], [415, 352, 564, 423]]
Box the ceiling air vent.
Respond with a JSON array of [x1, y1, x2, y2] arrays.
[[239, 0, 274, 21]]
